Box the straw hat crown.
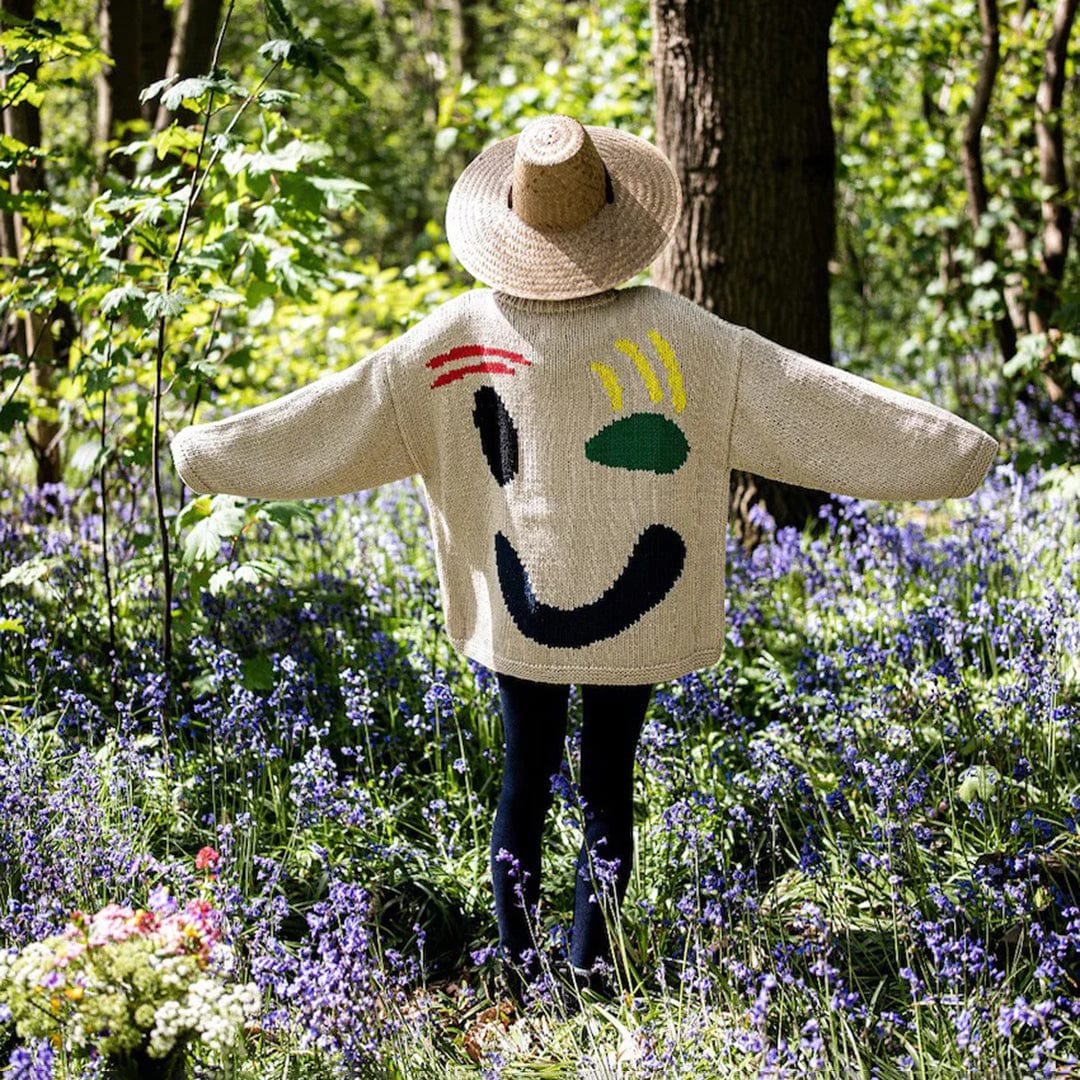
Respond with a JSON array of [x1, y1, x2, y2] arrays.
[[446, 114, 682, 301], [510, 116, 608, 232]]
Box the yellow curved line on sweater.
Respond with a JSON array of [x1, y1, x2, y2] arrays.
[[647, 330, 686, 414], [590, 362, 623, 411], [613, 338, 663, 403]]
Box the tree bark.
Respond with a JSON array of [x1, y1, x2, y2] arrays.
[[140, 0, 174, 123], [1031, 0, 1079, 332], [651, 0, 839, 535], [961, 0, 1018, 361], [154, 0, 225, 131], [446, 0, 480, 82], [2, 0, 61, 486], [96, 0, 145, 177], [0, 0, 32, 290]]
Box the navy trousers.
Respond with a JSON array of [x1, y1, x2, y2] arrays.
[[490, 672, 653, 975]]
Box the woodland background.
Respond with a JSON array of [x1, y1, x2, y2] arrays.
[[1, 1, 1079, 1078]]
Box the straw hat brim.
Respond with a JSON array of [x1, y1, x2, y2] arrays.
[[446, 126, 682, 301]]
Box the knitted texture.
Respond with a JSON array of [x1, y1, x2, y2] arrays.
[[170, 285, 998, 684]]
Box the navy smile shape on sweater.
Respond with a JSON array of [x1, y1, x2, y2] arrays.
[[494, 525, 686, 648], [468, 374, 690, 649]]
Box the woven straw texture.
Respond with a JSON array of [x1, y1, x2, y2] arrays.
[[171, 286, 998, 685], [446, 117, 682, 300]]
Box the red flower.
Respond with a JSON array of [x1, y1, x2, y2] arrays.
[[194, 846, 220, 871]]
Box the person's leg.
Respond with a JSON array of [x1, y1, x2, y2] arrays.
[[571, 682, 653, 974], [491, 672, 570, 980]]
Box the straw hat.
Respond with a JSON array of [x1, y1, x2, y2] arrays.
[[446, 115, 682, 301]]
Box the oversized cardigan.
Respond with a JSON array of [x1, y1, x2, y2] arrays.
[[170, 285, 998, 684]]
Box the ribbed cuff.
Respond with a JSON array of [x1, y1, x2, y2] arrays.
[[954, 432, 998, 498], [170, 430, 212, 494], [492, 289, 620, 314]]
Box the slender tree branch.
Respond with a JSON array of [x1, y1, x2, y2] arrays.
[[99, 352, 118, 710], [186, 62, 281, 211], [962, 0, 1017, 359], [151, 0, 235, 712]]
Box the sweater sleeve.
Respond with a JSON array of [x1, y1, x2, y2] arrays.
[[169, 340, 419, 500], [728, 328, 998, 501]]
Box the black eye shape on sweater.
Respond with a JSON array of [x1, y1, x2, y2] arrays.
[[473, 386, 519, 486]]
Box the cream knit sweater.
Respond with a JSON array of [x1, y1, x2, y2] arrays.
[[171, 285, 998, 684]]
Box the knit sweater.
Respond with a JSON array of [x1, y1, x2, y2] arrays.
[[170, 285, 998, 684]]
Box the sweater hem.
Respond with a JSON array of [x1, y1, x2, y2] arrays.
[[451, 639, 726, 685]]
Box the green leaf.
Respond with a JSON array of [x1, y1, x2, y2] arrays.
[[205, 286, 244, 306], [161, 76, 215, 112], [264, 0, 301, 40], [256, 88, 300, 109], [241, 653, 275, 690], [259, 39, 294, 64], [244, 279, 276, 308], [69, 440, 105, 477], [309, 175, 368, 211], [176, 494, 212, 532], [434, 127, 458, 152], [181, 496, 246, 564], [143, 290, 186, 321], [957, 765, 1000, 804], [969, 287, 1002, 315], [276, 173, 322, 215], [208, 559, 276, 596], [242, 139, 330, 178], [155, 125, 202, 160], [254, 501, 317, 528], [0, 399, 28, 433], [1056, 334, 1080, 359], [139, 75, 176, 105], [100, 284, 147, 319]]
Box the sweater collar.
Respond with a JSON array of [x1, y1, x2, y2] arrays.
[[491, 288, 621, 314]]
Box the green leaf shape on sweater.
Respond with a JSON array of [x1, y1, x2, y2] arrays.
[[585, 411, 689, 474]]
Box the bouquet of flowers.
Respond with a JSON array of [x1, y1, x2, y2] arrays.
[[0, 849, 260, 1079]]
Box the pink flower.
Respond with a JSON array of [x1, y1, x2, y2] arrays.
[[195, 846, 220, 872]]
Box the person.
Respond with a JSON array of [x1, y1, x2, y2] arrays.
[[170, 113, 998, 1004]]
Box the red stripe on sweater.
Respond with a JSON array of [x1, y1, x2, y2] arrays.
[[426, 345, 531, 370], [429, 361, 520, 389]]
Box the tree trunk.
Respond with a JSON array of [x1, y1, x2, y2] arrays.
[[651, 0, 839, 535], [446, 0, 480, 82], [2, 0, 61, 486], [154, 0, 225, 131], [1031, 0, 1079, 334], [96, 0, 144, 174], [961, 0, 1019, 361], [140, 0, 174, 123], [0, 0, 31, 294]]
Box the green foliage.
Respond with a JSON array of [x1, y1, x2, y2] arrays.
[[222, 0, 652, 269], [831, 0, 1080, 411], [176, 494, 314, 600]]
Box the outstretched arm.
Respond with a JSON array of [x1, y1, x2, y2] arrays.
[[170, 340, 419, 500], [728, 328, 998, 501]]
